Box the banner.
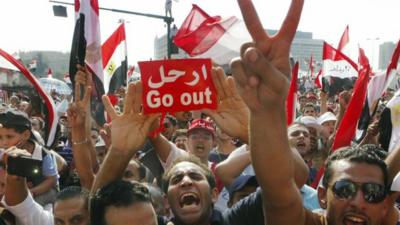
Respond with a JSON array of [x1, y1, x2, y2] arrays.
[[139, 59, 217, 114]]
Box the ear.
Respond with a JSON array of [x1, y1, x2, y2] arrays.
[[210, 187, 219, 204], [317, 186, 328, 209], [22, 130, 31, 141]]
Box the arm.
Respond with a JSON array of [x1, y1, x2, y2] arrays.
[[215, 146, 251, 187], [319, 91, 328, 115], [232, 1, 306, 225], [149, 132, 173, 163], [91, 82, 159, 194], [29, 176, 57, 196], [68, 65, 96, 189]]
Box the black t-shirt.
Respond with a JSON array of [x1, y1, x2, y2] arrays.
[[223, 188, 264, 225], [159, 209, 225, 225]]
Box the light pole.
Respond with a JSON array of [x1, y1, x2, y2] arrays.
[[50, 0, 175, 59]]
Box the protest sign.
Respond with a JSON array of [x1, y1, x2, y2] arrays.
[[139, 59, 217, 114]]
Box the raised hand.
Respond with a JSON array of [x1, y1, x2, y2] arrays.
[[202, 67, 249, 143], [231, 0, 304, 113], [102, 81, 160, 154], [67, 65, 92, 129]]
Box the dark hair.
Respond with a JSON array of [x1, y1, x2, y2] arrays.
[[162, 155, 216, 194], [56, 186, 89, 202], [172, 129, 188, 142], [90, 180, 152, 225], [322, 145, 388, 190]]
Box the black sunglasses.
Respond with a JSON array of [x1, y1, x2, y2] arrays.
[[330, 179, 387, 203]]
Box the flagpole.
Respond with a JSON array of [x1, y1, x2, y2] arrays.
[[50, 0, 175, 58]]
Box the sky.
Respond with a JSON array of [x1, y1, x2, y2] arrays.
[[0, 0, 399, 70]]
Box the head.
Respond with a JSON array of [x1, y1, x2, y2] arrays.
[[162, 115, 177, 141], [90, 180, 157, 225], [0, 109, 32, 149], [173, 129, 188, 150], [299, 95, 307, 110], [298, 116, 322, 152], [30, 117, 43, 133], [319, 146, 389, 225], [187, 119, 215, 163], [162, 156, 218, 225], [306, 92, 318, 104], [9, 95, 20, 108], [90, 128, 100, 146], [227, 175, 258, 208], [122, 160, 150, 183], [54, 186, 90, 225], [288, 123, 311, 157], [318, 112, 337, 137], [302, 103, 317, 117]]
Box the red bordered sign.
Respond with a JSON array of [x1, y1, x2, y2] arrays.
[[139, 59, 217, 114]]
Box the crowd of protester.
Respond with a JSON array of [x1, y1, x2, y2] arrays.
[[0, 0, 400, 225]]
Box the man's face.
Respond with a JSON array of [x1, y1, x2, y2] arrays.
[[105, 201, 157, 225], [288, 125, 311, 157], [174, 135, 188, 150], [303, 106, 316, 117], [54, 197, 89, 225], [322, 120, 336, 136], [0, 127, 26, 149], [322, 161, 388, 225], [187, 129, 214, 162], [299, 97, 307, 109], [167, 161, 217, 225], [122, 160, 141, 182], [228, 185, 257, 207]]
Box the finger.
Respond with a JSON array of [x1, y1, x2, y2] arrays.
[[276, 0, 304, 42], [133, 81, 143, 114], [230, 58, 249, 92], [85, 65, 94, 87], [82, 85, 92, 104], [124, 83, 135, 113], [75, 82, 81, 102], [218, 68, 234, 98], [226, 76, 243, 101], [240, 42, 256, 60], [237, 0, 269, 42], [102, 95, 118, 120], [211, 67, 226, 100], [243, 47, 289, 91]]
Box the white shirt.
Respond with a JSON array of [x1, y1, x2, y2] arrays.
[[2, 193, 53, 225]]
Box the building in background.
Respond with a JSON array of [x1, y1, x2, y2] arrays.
[[379, 41, 396, 70]]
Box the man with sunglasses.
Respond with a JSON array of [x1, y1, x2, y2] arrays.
[[231, 0, 399, 225]]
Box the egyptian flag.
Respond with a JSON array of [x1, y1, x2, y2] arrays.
[[0, 48, 57, 148], [102, 23, 127, 94], [69, 0, 106, 125], [321, 42, 358, 97], [286, 62, 299, 125], [355, 41, 400, 142], [336, 25, 349, 56], [174, 4, 251, 65], [311, 48, 370, 188]]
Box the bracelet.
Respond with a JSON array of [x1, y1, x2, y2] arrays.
[[72, 138, 88, 145]]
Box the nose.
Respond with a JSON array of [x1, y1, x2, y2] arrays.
[[349, 189, 367, 210], [180, 175, 193, 187]]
